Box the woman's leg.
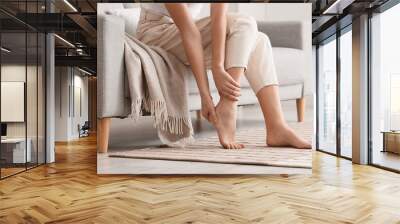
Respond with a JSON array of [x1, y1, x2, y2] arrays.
[[211, 14, 259, 149], [257, 86, 311, 148], [245, 32, 311, 149], [214, 68, 244, 149]]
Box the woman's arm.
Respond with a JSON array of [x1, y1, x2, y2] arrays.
[[210, 3, 241, 101], [210, 3, 227, 70], [165, 3, 217, 123]]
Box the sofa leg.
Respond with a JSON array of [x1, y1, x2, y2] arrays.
[[296, 97, 305, 122], [98, 118, 111, 153]]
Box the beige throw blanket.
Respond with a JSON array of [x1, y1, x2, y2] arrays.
[[124, 34, 193, 145]]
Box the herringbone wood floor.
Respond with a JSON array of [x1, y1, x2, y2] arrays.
[[1, 135, 400, 224]]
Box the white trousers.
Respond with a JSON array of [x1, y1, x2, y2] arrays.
[[136, 9, 279, 94]]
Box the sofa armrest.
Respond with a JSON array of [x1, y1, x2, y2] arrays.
[[257, 21, 304, 50], [97, 15, 129, 118]]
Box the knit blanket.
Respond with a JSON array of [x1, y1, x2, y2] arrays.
[[124, 34, 193, 146]]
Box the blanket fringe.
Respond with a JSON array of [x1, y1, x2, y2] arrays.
[[168, 135, 195, 148], [130, 98, 194, 137]]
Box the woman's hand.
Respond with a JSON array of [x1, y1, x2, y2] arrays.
[[212, 66, 241, 101], [201, 95, 217, 124]]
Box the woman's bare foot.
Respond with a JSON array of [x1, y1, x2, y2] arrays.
[[267, 125, 311, 149], [214, 98, 244, 149]]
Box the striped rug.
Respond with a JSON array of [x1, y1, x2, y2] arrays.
[[109, 122, 313, 169]]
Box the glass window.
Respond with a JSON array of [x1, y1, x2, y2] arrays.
[[27, 30, 39, 169], [38, 32, 46, 165], [371, 3, 400, 171], [340, 28, 352, 158], [0, 1, 46, 179], [1, 30, 28, 178], [318, 36, 337, 154]]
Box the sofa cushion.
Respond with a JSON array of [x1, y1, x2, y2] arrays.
[[188, 88, 257, 111], [106, 8, 141, 36], [273, 47, 305, 86]]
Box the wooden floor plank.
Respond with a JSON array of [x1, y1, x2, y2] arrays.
[[0, 135, 400, 223]]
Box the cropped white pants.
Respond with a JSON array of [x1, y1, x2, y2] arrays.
[[136, 9, 278, 94]]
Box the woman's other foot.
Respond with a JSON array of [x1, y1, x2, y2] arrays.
[[214, 98, 244, 149], [266, 125, 311, 149]]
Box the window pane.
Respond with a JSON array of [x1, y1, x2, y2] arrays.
[[27, 30, 38, 169], [38, 32, 46, 165], [1, 31, 28, 177], [0, 1, 46, 178], [340, 29, 352, 158], [371, 3, 400, 171], [318, 37, 337, 154]]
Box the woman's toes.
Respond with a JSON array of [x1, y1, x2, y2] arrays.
[[221, 142, 244, 149], [236, 143, 245, 149], [301, 141, 312, 149], [220, 141, 244, 149]]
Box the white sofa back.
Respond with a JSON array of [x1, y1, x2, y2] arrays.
[[97, 3, 141, 36]]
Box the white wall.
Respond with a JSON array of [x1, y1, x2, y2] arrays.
[[54, 67, 89, 141], [1, 64, 46, 163], [197, 3, 241, 17], [55, 67, 69, 141], [1, 65, 41, 138], [72, 74, 89, 138]]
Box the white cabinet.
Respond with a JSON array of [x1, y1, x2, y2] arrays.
[[1, 138, 32, 163]]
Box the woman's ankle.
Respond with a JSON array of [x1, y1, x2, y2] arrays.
[[219, 96, 238, 105], [265, 120, 288, 132]]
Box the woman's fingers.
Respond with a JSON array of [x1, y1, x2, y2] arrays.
[[208, 108, 218, 124], [214, 71, 241, 101], [202, 110, 211, 123], [223, 92, 239, 101], [222, 85, 240, 101], [224, 76, 241, 99], [202, 107, 218, 124], [227, 76, 240, 88], [224, 86, 241, 97], [226, 82, 240, 92]]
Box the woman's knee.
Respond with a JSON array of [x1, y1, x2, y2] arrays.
[[230, 14, 258, 35], [257, 32, 273, 48]]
